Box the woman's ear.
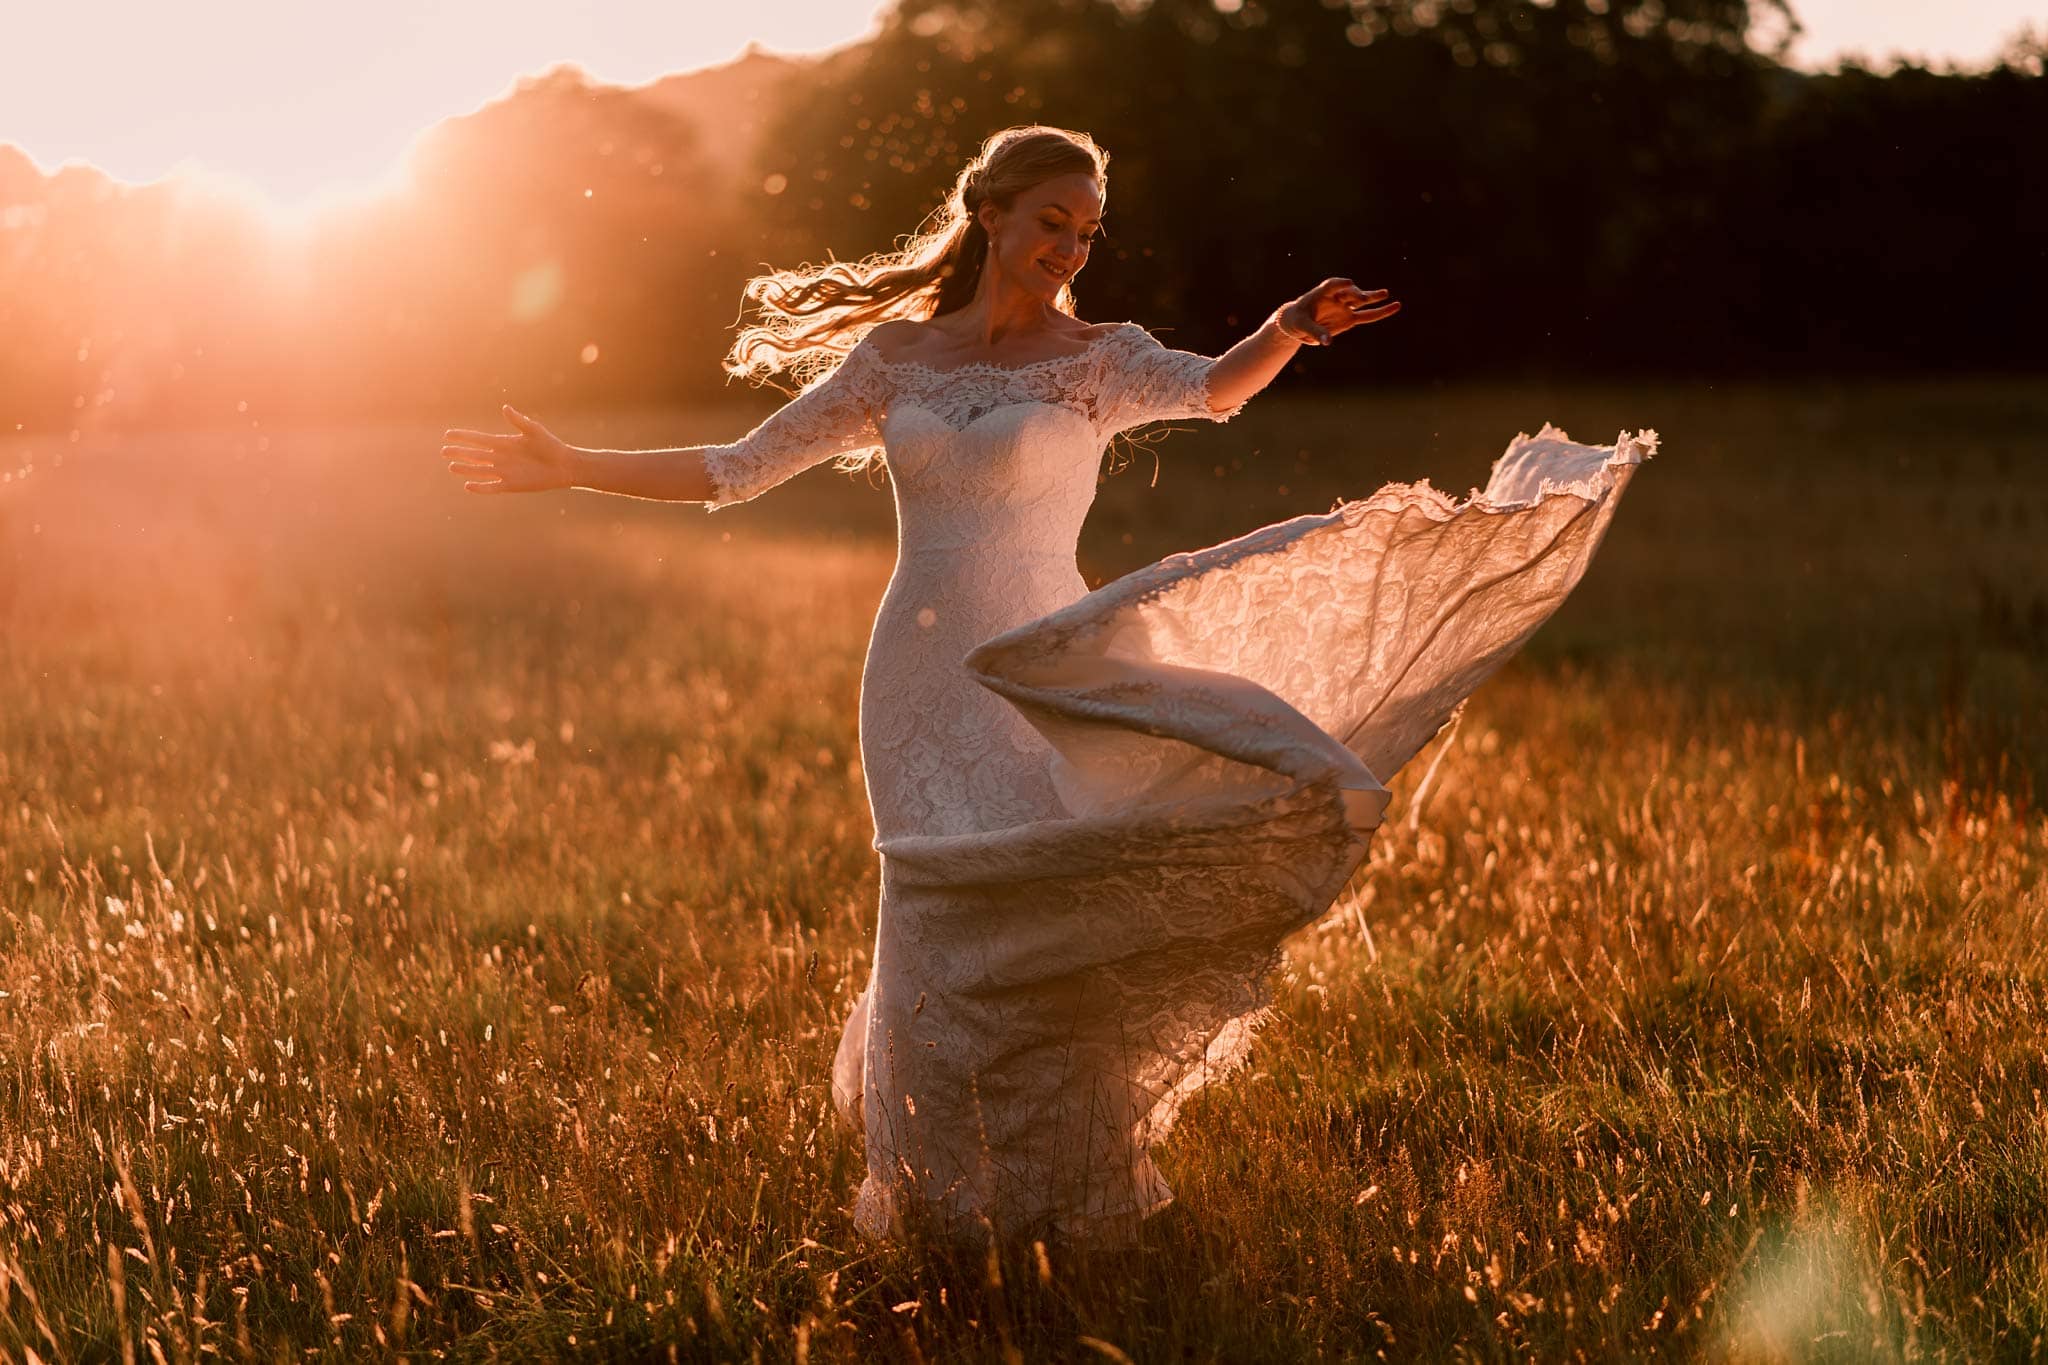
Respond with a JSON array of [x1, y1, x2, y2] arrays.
[[976, 201, 1002, 242]]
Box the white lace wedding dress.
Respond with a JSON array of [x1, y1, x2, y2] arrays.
[[699, 322, 1652, 1248]]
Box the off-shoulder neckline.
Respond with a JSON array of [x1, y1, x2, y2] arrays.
[[862, 320, 1139, 378]]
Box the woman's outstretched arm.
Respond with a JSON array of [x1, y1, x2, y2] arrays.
[[440, 406, 716, 501], [438, 411, 837, 506], [440, 336, 888, 507], [1205, 277, 1402, 414], [1100, 279, 1403, 433]]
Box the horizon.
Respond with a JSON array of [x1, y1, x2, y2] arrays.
[[1, 0, 2039, 218]]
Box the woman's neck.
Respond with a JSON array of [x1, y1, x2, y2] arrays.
[[940, 268, 1063, 347]]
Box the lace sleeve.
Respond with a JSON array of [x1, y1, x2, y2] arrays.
[[1095, 322, 1245, 433], [699, 337, 890, 511]]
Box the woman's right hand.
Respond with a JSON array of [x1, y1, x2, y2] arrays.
[[1275, 278, 1401, 346], [441, 405, 580, 494]]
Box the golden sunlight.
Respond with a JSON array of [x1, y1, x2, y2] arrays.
[[0, 0, 887, 214]]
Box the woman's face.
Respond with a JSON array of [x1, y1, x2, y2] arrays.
[[982, 171, 1104, 302]]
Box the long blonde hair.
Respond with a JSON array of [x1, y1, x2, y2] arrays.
[[724, 125, 1109, 394]]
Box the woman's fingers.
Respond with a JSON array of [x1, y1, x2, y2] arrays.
[[1336, 302, 1402, 331], [1331, 288, 1388, 310], [1318, 299, 1401, 340], [441, 412, 549, 494], [502, 405, 550, 437], [444, 428, 517, 450]]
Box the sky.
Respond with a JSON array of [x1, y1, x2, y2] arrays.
[[1782, 0, 2042, 69], [1, 0, 2039, 211], [0, 1, 891, 210]]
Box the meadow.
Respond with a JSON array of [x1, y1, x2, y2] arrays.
[[1, 377, 2043, 1361]]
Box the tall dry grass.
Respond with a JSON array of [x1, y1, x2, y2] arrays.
[[0, 379, 2042, 1359]]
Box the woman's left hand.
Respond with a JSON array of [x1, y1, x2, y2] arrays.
[[1276, 278, 1402, 345]]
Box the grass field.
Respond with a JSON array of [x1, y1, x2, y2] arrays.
[[1, 378, 2044, 1360]]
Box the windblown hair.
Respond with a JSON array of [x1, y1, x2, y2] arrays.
[[723, 125, 1108, 395]]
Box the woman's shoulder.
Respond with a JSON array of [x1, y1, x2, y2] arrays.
[[1054, 318, 1144, 346], [1046, 319, 1144, 358], [860, 319, 929, 362], [1081, 319, 1166, 352]]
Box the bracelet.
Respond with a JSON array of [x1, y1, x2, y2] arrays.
[[1268, 308, 1318, 346]]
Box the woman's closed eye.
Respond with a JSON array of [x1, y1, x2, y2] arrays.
[[1042, 218, 1098, 244]]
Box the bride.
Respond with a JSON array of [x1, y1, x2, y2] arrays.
[[441, 124, 1649, 1249]]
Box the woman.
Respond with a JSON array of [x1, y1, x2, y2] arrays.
[[441, 125, 1650, 1249]]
